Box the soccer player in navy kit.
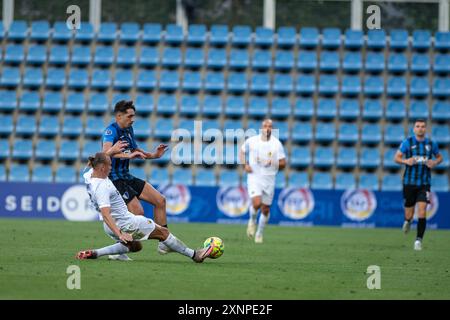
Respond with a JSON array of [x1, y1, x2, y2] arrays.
[[394, 119, 443, 251], [102, 100, 171, 257]]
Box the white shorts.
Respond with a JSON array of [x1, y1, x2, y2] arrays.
[[104, 215, 156, 242], [247, 174, 276, 205]]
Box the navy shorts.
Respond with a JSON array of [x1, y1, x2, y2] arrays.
[[112, 176, 146, 204]]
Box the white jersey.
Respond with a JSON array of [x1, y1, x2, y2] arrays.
[[83, 169, 135, 228], [241, 135, 286, 176]]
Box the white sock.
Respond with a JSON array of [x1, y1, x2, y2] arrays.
[[249, 206, 258, 224], [163, 233, 195, 258], [256, 213, 269, 237], [95, 243, 130, 257]]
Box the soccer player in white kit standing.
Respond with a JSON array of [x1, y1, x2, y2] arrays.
[[239, 119, 286, 244]]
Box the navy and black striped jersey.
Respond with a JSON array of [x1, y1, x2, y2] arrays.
[[102, 122, 139, 181], [398, 136, 440, 186]]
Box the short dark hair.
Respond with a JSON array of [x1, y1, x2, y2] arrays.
[[88, 152, 109, 168], [414, 119, 427, 126], [114, 100, 135, 114]]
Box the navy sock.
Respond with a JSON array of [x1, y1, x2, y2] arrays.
[[417, 218, 427, 240]]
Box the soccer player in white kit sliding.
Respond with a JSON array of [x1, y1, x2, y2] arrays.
[[75, 152, 213, 263], [239, 119, 286, 244]]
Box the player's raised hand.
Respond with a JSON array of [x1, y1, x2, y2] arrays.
[[426, 159, 437, 169], [108, 140, 128, 156], [404, 158, 417, 166], [154, 144, 169, 158], [129, 151, 146, 159], [244, 164, 253, 173], [119, 232, 133, 244]]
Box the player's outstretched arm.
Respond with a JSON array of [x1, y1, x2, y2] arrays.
[[279, 158, 286, 170], [136, 144, 169, 159], [100, 207, 133, 243], [102, 142, 145, 159], [105, 140, 128, 157]]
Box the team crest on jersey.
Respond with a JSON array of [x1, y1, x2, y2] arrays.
[[341, 189, 377, 222], [122, 192, 129, 200], [216, 186, 250, 217], [105, 129, 113, 135], [425, 144, 431, 151], [157, 184, 191, 215], [414, 191, 439, 221], [277, 187, 315, 220]]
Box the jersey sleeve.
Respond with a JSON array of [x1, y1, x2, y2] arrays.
[[277, 140, 286, 160], [398, 139, 409, 154], [432, 141, 440, 156], [95, 182, 111, 209], [102, 125, 117, 145]]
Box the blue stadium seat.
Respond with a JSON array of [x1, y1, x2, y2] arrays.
[[277, 27, 297, 48], [432, 125, 450, 144], [136, 70, 157, 91], [342, 52, 362, 72], [435, 31, 450, 51], [341, 75, 361, 96], [387, 76, 407, 97], [120, 22, 140, 43], [12, 140, 33, 159], [336, 147, 358, 168], [204, 72, 225, 93], [84, 117, 105, 138], [365, 52, 385, 73], [360, 147, 381, 169], [65, 92, 85, 113], [49, 45, 69, 65], [22, 68, 43, 88], [364, 76, 384, 96], [255, 27, 274, 47], [411, 54, 430, 74], [275, 122, 289, 142], [252, 50, 272, 70], [94, 46, 114, 66], [276, 173, 287, 189], [153, 117, 174, 139], [386, 99, 406, 120], [139, 46, 159, 67], [172, 168, 193, 185], [273, 74, 294, 95], [210, 25, 229, 46], [165, 24, 184, 45], [409, 100, 429, 119], [248, 97, 269, 118], [288, 171, 309, 188], [383, 148, 401, 169], [317, 99, 337, 119], [389, 29, 409, 50], [296, 74, 315, 95], [3, 44, 24, 64], [432, 77, 450, 97], [315, 122, 336, 142], [30, 20, 50, 41], [250, 73, 270, 94], [202, 119, 221, 140], [15, 115, 36, 136], [388, 53, 408, 73], [320, 51, 340, 72], [367, 29, 386, 49], [182, 71, 202, 92], [180, 95, 200, 116], [297, 51, 317, 71], [202, 95, 223, 117], [384, 124, 405, 145], [227, 72, 248, 93], [299, 27, 319, 48], [187, 24, 207, 45], [436, 150, 449, 169], [87, 93, 109, 114], [225, 96, 246, 117], [312, 172, 333, 189], [194, 168, 216, 186], [0, 23, 3, 40], [97, 22, 117, 42], [246, 120, 261, 136], [91, 69, 112, 89], [432, 175, 449, 192], [322, 28, 341, 49], [232, 25, 252, 46], [114, 69, 134, 90], [290, 146, 311, 168], [0, 140, 10, 159], [129, 166, 147, 180], [294, 98, 314, 119], [45, 67, 66, 88], [81, 140, 101, 160], [434, 54, 450, 74], [412, 30, 431, 50], [52, 21, 72, 42], [19, 91, 40, 112], [8, 164, 30, 182], [58, 140, 80, 161], [318, 74, 338, 95], [162, 48, 182, 68], [361, 123, 382, 144], [410, 76, 430, 97], [159, 71, 179, 91], [8, 21, 28, 41], [345, 29, 364, 49], [38, 115, 59, 137], [271, 98, 291, 119], [335, 173, 356, 190], [116, 46, 137, 66], [74, 22, 94, 42], [34, 140, 57, 161], [42, 91, 63, 112], [156, 94, 177, 115], [26, 45, 47, 65], [134, 93, 153, 115], [177, 119, 196, 138], [219, 170, 240, 187], [432, 101, 450, 121], [149, 167, 169, 185], [142, 23, 162, 44], [71, 45, 91, 65], [338, 123, 358, 144], [339, 99, 360, 119], [0, 91, 17, 112], [359, 173, 379, 190], [274, 51, 295, 71], [0, 67, 20, 87], [55, 166, 77, 183], [184, 48, 205, 69], [381, 174, 402, 191], [68, 69, 88, 89], [132, 118, 151, 139], [62, 116, 83, 137]]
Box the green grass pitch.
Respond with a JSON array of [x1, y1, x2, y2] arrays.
[[1, 218, 450, 300]]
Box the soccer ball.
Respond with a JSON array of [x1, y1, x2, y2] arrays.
[[203, 237, 224, 259]]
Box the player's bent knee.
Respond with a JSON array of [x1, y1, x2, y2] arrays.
[[155, 195, 166, 209], [148, 225, 168, 241]]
